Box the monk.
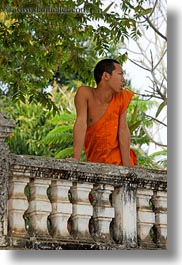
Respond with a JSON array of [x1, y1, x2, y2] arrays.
[[71, 58, 136, 166]]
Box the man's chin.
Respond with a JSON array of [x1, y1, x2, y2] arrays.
[[113, 87, 123, 94]]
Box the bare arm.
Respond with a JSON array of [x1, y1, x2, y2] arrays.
[[73, 86, 88, 160], [118, 111, 131, 166]]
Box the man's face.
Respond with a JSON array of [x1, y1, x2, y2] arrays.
[[109, 63, 125, 92]]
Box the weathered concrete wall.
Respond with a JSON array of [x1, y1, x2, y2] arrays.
[[6, 154, 167, 250], [0, 113, 15, 247]]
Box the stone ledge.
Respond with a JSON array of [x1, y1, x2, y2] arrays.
[[4, 236, 159, 250], [10, 154, 167, 191]]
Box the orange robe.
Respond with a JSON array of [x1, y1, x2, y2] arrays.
[[84, 89, 136, 166]]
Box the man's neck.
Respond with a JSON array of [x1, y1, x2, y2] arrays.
[[94, 84, 113, 104]]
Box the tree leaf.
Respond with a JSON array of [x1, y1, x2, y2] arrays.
[[155, 100, 167, 118], [103, 2, 114, 13]]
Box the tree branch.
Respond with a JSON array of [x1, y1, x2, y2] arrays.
[[144, 114, 167, 127], [128, 57, 151, 71], [142, 125, 167, 147], [143, 15, 167, 41]]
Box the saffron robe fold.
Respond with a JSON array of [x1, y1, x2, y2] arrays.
[[84, 89, 136, 166]]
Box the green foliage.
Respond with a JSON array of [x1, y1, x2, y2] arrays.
[[42, 111, 86, 160], [155, 100, 167, 118], [0, 0, 153, 109], [128, 92, 156, 146], [134, 148, 167, 169], [42, 122, 73, 146], [148, 150, 167, 169], [55, 147, 74, 159], [0, 94, 55, 156]]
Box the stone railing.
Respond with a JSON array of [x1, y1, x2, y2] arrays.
[[0, 114, 167, 250]]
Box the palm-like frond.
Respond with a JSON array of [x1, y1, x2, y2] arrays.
[[50, 113, 76, 125], [42, 125, 73, 145], [55, 147, 73, 158], [148, 150, 167, 168]]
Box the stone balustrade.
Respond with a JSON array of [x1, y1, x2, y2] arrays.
[[0, 114, 167, 250]]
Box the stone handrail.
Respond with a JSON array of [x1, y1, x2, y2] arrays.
[[0, 114, 167, 250]]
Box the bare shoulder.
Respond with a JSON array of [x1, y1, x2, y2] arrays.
[[76, 85, 93, 94], [75, 85, 94, 100]]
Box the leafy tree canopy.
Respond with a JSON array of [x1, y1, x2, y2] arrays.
[[0, 0, 153, 112]]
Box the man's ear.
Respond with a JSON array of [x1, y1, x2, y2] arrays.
[[102, 71, 111, 81]]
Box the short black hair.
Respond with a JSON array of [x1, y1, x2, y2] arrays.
[[94, 59, 120, 85]]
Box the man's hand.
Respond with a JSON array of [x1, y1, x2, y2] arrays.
[[65, 157, 78, 161]]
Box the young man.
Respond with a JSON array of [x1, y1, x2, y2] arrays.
[[71, 58, 136, 166]]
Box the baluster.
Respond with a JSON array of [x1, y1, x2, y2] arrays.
[[25, 178, 51, 237], [70, 182, 93, 239], [48, 180, 72, 239], [153, 191, 167, 248], [92, 184, 114, 240], [8, 176, 29, 237], [112, 184, 137, 247], [137, 189, 156, 248], [111, 187, 122, 243]]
